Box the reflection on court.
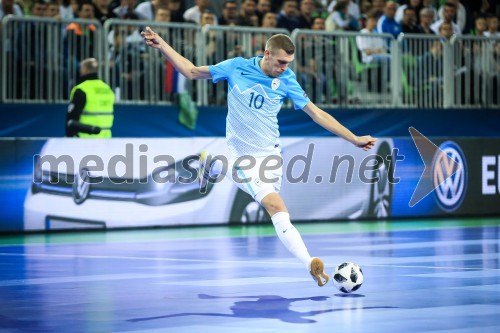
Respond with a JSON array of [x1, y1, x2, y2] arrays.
[[0, 219, 499, 333]]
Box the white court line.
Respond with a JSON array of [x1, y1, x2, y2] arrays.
[[0, 252, 499, 271]]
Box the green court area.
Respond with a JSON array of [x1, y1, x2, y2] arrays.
[[1, 217, 498, 245]]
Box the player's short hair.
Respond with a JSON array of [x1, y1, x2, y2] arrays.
[[265, 34, 295, 55]]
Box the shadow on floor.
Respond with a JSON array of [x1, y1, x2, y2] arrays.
[[128, 294, 398, 324]]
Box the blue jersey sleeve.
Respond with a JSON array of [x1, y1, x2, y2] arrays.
[[209, 57, 242, 83], [286, 72, 311, 110]]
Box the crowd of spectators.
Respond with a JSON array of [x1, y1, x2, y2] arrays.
[[1, 0, 498, 105], [1, 0, 498, 37]]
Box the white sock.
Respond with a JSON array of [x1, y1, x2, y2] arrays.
[[271, 212, 312, 269]]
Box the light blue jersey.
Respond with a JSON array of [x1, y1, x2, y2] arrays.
[[209, 56, 310, 158]]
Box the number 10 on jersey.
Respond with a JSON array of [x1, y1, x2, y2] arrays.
[[249, 92, 264, 109]]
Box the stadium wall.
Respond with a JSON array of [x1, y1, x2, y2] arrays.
[[0, 104, 499, 138]]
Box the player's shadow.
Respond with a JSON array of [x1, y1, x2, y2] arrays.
[[128, 294, 398, 324]]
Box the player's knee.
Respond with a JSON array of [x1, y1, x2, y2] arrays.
[[258, 191, 287, 216]]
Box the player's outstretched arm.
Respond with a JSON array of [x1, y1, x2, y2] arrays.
[[302, 102, 376, 151], [141, 26, 211, 80]]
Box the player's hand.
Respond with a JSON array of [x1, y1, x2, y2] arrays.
[[141, 26, 163, 49], [354, 135, 377, 151]]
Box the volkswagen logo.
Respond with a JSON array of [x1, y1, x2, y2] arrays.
[[73, 167, 91, 204], [432, 141, 467, 212]]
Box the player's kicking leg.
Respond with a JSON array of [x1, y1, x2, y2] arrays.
[[259, 192, 329, 287], [229, 156, 329, 287]]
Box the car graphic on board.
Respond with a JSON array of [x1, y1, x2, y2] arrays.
[[24, 138, 393, 230]]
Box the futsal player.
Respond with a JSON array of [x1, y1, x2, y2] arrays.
[[141, 27, 376, 287]]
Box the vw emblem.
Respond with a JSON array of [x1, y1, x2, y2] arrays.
[[73, 167, 91, 204], [432, 141, 467, 212]]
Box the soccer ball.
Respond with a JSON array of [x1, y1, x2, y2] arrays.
[[332, 262, 364, 293]]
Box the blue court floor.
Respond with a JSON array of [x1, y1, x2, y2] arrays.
[[0, 218, 499, 333]]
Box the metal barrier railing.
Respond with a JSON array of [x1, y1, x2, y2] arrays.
[[103, 19, 200, 105], [1, 16, 103, 103], [396, 33, 449, 108], [451, 35, 500, 108], [1, 16, 499, 109], [291, 30, 396, 108], [396, 33, 500, 109]]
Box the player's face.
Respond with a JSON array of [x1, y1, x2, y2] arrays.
[[266, 48, 294, 77]]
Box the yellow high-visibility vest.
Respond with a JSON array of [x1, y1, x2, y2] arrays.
[[70, 79, 115, 138]]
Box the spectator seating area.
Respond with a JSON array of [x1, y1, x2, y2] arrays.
[[0, 0, 499, 108]]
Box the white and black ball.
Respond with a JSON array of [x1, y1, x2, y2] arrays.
[[332, 262, 364, 293]]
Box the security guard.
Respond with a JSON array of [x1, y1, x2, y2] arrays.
[[66, 58, 115, 138]]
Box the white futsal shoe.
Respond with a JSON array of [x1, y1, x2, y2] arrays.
[[309, 257, 329, 287]]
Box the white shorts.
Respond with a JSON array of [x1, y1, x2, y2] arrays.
[[231, 155, 283, 203]]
